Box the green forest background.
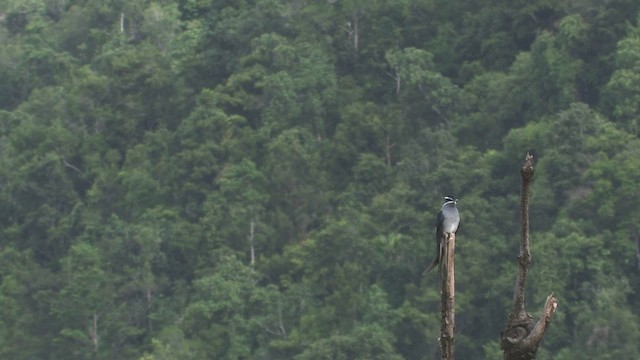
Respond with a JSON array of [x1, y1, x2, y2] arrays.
[[1, 0, 640, 359]]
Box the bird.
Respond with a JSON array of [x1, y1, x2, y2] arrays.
[[423, 196, 460, 276]]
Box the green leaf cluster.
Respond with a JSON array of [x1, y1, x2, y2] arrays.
[[1, 0, 640, 358]]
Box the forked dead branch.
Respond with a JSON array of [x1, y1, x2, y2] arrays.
[[501, 153, 558, 360]]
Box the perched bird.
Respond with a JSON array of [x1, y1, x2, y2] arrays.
[[423, 196, 460, 275]]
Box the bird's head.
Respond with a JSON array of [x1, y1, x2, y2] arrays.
[[444, 196, 457, 204]]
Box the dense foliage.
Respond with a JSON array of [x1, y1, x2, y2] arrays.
[[1, 0, 639, 358]]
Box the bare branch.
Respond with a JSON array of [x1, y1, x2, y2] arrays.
[[440, 232, 456, 359], [521, 294, 558, 350], [62, 158, 86, 177], [384, 70, 401, 93], [502, 153, 558, 360], [511, 152, 534, 317]]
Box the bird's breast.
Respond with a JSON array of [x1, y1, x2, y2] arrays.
[[442, 221, 459, 233]]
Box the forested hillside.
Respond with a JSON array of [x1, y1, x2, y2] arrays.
[[1, 0, 639, 359]]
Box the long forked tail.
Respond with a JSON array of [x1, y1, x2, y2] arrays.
[[422, 256, 438, 276]]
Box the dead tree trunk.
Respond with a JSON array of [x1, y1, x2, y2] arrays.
[[501, 153, 558, 359], [440, 232, 456, 359]]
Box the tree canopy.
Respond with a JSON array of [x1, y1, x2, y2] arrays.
[[1, 0, 639, 358]]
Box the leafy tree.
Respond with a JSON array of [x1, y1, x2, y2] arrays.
[[602, 23, 640, 133], [295, 324, 403, 360], [182, 250, 286, 359], [0, 247, 53, 359], [2, 1, 640, 358], [51, 242, 117, 358], [385, 47, 460, 129], [264, 127, 327, 242]]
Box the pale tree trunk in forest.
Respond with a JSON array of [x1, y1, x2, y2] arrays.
[[501, 153, 558, 359], [344, 11, 361, 51], [385, 132, 395, 167], [635, 233, 640, 271], [351, 12, 359, 51], [440, 233, 456, 359], [384, 70, 401, 93], [249, 219, 256, 268], [89, 312, 99, 353], [146, 286, 153, 333]]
